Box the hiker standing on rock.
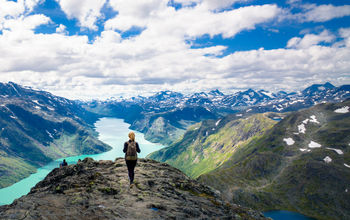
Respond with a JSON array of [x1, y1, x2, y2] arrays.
[[123, 131, 140, 186]]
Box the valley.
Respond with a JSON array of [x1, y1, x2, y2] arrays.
[[0, 81, 349, 220], [0, 82, 110, 188]]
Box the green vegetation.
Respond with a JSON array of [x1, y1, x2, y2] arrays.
[[149, 113, 277, 178], [0, 156, 37, 188], [0, 101, 111, 189], [198, 100, 350, 220]]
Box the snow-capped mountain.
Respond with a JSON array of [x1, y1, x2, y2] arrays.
[[83, 82, 350, 146], [106, 82, 350, 114]]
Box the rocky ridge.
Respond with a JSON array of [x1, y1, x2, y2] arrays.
[[0, 158, 267, 219]]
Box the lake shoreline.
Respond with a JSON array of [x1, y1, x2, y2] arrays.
[[0, 117, 164, 205]]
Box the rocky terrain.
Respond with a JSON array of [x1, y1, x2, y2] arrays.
[[0, 158, 267, 220]]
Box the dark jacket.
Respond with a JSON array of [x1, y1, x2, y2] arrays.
[[123, 140, 141, 154]]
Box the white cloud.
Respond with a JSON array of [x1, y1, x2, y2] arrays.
[[2, 14, 51, 36], [106, 2, 279, 39], [283, 4, 350, 23], [56, 24, 67, 34], [0, 0, 44, 31], [303, 4, 350, 22], [174, 0, 246, 10], [287, 30, 335, 49], [0, 1, 349, 99], [339, 28, 350, 47], [55, 0, 107, 30], [0, 0, 25, 18]]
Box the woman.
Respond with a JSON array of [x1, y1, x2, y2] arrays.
[[123, 131, 141, 186]]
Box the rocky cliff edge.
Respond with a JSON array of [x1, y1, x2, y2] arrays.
[[0, 158, 267, 219]]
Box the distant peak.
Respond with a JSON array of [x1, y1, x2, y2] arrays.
[[208, 89, 224, 96], [324, 82, 335, 88]]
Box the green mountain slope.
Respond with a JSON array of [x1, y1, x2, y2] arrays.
[[198, 100, 350, 220], [0, 83, 111, 188], [148, 113, 278, 178]]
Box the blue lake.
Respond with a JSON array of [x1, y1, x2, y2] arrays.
[[264, 210, 315, 220], [0, 117, 164, 205]]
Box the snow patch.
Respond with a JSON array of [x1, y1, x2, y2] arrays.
[[334, 106, 349, 113], [246, 109, 252, 112], [302, 119, 309, 124], [46, 130, 53, 139], [298, 124, 306, 134], [326, 148, 343, 155], [215, 119, 222, 126], [308, 141, 321, 148], [299, 148, 307, 152], [47, 106, 55, 111], [10, 83, 21, 96], [309, 115, 320, 124], [323, 156, 332, 163], [283, 138, 295, 145], [10, 115, 16, 119], [236, 114, 242, 117], [261, 91, 274, 98], [32, 100, 41, 106], [344, 163, 350, 168], [243, 95, 250, 100], [35, 106, 41, 110]]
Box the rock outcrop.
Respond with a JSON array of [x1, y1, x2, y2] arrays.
[[0, 158, 267, 219]]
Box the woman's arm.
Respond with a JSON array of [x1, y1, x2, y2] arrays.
[[123, 142, 128, 153], [136, 142, 141, 153]]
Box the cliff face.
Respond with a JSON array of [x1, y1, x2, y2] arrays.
[[0, 158, 267, 220]]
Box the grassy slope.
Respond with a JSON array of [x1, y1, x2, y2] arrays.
[[198, 100, 350, 220], [148, 113, 277, 178], [0, 105, 110, 189]]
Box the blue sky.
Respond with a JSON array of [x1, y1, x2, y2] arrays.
[[0, 0, 349, 99]]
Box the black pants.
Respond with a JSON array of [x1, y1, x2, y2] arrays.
[[125, 160, 137, 184]]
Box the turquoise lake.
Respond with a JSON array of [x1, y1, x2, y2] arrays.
[[264, 210, 315, 220], [0, 117, 164, 205]]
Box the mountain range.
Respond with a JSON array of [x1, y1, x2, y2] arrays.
[[84, 82, 350, 146], [149, 99, 350, 219], [1, 81, 349, 219], [0, 82, 110, 188]]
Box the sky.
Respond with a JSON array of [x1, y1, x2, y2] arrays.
[[0, 0, 350, 100]]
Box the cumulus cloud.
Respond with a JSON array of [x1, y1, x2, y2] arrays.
[[56, 24, 68, 34], [287, 30, 336, 49], [0, 1, 349, 99], [339, 28, 350, 47], [55, 0, 107, 30], [284, 3, 350, 23], [0, 0, 44, 30], [174, 0, 246, 10], [106, 1, 279, 39], [303, 4, 350, 22]]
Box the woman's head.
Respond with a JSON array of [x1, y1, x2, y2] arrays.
[[128, 131, 135, 141]]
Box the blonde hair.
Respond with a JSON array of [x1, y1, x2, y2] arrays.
[[128, 131, 135, 141]]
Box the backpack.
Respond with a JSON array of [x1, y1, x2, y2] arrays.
[[126, 141, 137, 160]]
